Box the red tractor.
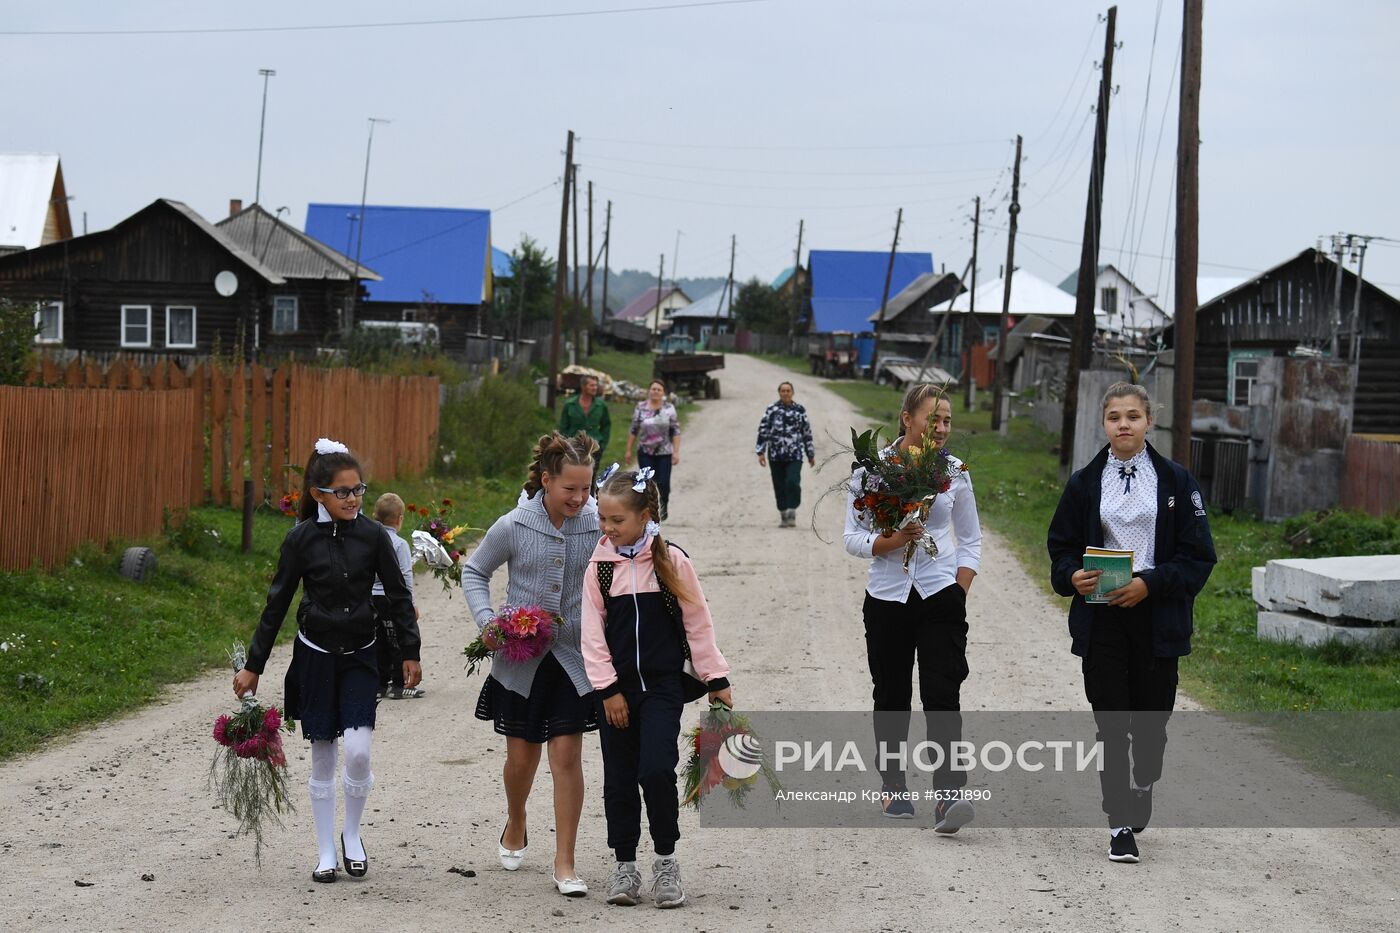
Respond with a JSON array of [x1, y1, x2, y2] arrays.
[[807, 330, 857, 378]]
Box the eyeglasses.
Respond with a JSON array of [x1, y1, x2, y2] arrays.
[[316, 484, 367, 499]]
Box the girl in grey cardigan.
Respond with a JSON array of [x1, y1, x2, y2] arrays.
[[461, 432, 600, 897]]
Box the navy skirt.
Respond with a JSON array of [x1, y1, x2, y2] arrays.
[[475, 651, 598, 743], [284, 635, 379, 742]]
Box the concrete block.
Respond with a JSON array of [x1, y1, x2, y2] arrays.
[[1256, 609, 1400, 649], [1258, 555, 1400, 623]]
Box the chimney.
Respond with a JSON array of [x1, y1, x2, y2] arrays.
[[229, 199, 243, 217]]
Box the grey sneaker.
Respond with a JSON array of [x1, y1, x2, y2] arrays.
[[606, 862, 643, 906], [399, 686, 426, 699], [650, 856, 685, 908]]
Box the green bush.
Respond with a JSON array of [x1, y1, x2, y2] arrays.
[[437, 374, 552, 480], [1280, 510, 1400, 558]]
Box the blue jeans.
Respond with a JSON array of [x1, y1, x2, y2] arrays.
[[637, 451, 673, 517]]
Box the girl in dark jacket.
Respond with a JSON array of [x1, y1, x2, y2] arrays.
[[1046, 383, 1216, 864], [234, 439, 419, 883]]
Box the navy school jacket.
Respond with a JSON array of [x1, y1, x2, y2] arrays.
[[1046, 442, 1217, 658]]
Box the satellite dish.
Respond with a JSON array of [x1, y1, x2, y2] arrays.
[[214, 271, 238, 297]]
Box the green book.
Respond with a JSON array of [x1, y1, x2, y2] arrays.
[[1083, 548, 1133, 604]]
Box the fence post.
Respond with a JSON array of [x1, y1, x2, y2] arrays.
[[242, 479, 255, 553]]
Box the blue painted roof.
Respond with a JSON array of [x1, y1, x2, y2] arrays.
[[808, 249, 934, 332], [771, 266, 795, 290], [492, 246, 513, 279], [304, 203, 491, 305]]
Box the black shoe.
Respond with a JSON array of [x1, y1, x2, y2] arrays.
[[879, 785, 915, 819], [1130, 785, 1152, 834], [933, 798, 975, 834], [387, 686, 403, 700], [1108, 829, 1139, 863], [312, 868, 337, 883], [342, 833, 368, 877]]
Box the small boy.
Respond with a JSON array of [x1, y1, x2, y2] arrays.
[[372, 493, 423, 699]]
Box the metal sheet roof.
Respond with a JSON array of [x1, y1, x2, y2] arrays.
[[669, 283, 734, 319], [217, 203, 380, 282], [160, 200, 285, 284], [491, 246, 513, 279], [868, 271, 962, 323], [0, 152, 60, 249], [304, 203, 491, 305], [932, 268, 1090, 317], [809, 249, 934, 332], [616, 285, 688, 321]]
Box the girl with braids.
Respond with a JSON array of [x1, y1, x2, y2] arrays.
[[581, 466, 731, 909], [461, 431, 601, 897], [235, 438, 420, 883]]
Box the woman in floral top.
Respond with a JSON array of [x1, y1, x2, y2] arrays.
[[624, 379, 682, 520]]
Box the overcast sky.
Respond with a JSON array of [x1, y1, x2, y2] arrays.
[[4, 0, 1399, 303]]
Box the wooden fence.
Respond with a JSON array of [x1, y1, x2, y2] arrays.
[[21, 355, 439, 525], [1341, 435, 1400, 518], [0, 386, 196, 571]]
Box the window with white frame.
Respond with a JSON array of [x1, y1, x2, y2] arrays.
[[1101, 286, 1119, 315], [121, 305, 152, 348], [34, 301, 63, 344], [1228, 350, 1270, 405], [272, 295, 298, 333], [165, 305, 196, 348]]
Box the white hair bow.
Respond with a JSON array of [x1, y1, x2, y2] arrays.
[[314, 437, 349, 456], [598, 462, 621, 485], [633, 467, 655, 492], [645, 519, 661, 538]]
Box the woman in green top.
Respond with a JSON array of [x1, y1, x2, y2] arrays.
[[559, 375, 611, 467]]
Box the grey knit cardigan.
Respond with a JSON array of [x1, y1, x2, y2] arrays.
[[461, 493, 599, 698]]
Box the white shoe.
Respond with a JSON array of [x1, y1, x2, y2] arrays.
[[553, 873, 589, 897], [497, 827, 528, 871]]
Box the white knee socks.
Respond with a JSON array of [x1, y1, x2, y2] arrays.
[[340, 726, 374, 861], [308, 740, 339, 872]]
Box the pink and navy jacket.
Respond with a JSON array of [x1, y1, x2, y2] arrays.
[[581, 536, 730, 698]]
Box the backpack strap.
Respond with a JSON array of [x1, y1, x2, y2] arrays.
[[596, 561, 614, 605]]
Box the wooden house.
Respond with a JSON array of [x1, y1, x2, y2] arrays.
[[867, 271, 969, 374], [1168, 247, 1400, 434], [216, 201, 381, 356], [0, 198, 287, 359]]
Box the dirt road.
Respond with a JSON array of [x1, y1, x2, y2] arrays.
[[2, 354, 1394, 932]]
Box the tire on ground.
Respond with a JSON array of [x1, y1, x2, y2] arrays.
[[118, 546, 157, 583]]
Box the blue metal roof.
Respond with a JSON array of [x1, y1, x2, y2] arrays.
[[304, 203, 491, 305], [491, 246, 514, 279], [808, 249, 934, 332]]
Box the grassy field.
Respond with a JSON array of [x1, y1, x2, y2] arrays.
[[0, 473, 519, 761]]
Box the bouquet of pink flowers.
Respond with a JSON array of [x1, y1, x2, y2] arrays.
[[210, 644, 295, 865], [463, 604, 564, 677]]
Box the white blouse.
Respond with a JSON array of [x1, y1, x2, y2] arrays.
[[843, 448, 982, 602], [1099, 446, 1157, 572]]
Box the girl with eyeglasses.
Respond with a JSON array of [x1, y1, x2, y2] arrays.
[[234, 438, 420, 883]]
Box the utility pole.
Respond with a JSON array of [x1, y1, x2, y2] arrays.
[[964, 195, 981, 411], [653, 254, 665, 336], [1171, 0, 1202, 467], [600, 200, 612, 319], [253, 68, 276, 259], [716, 234, 736, 342], [993, 137, 1023, 432], [870, 207, 903, 382], [348, 116, 389, 337], [1061, 4, 1118, 470], [1350, 236, 1370, 364], [571, 165, 581, 358], [1329, 234, 1348, 359], [548, 130, 574, 410], [788, 219, 804, 337], [586, 180, 595, 331]]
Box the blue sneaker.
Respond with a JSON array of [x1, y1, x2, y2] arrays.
[[880, 785, 915, 819]]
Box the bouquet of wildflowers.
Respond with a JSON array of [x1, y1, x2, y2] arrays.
[[681, 701, 781, 810], [849, 426, 967, 572], [408, 498, 481, 593], [210, 645, 294, 865], [463, 604, 564, 678]]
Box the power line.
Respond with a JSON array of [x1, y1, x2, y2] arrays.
[[578, 152, 1005, 178], [586, 164, 1000, 193], [582, 136, 1010, 153], [981, 223, 1262, 273], [1, 0, 766, 36], [1030, 16, 1103, 147], [591, 182, 971, 212]]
